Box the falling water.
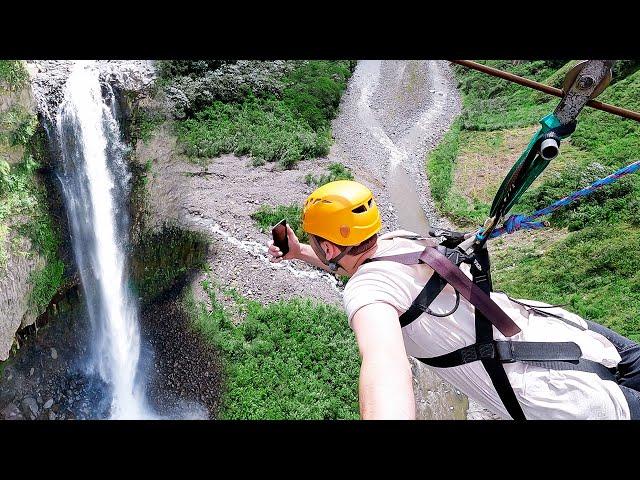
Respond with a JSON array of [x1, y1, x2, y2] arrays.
[[55, 61, 151, 419]]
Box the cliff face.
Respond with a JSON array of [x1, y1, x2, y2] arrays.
[[0, 62, 54, 360]]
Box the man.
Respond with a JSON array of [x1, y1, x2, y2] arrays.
[[268, 180, 640, 420]]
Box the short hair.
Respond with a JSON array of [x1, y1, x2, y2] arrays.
[[311, 233, 378, 256]]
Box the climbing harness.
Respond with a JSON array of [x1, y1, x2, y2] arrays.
[[364, 234, 618, 420], [364, 60, 640, 419]]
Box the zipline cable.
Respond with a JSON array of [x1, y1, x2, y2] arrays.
[[449, 60, 640, 123]]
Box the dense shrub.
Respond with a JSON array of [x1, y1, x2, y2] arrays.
[[175, 60, 353, 168], [177, 97, 331, 169], [0, 60, 29, 90], [190, 282, 360, 419]]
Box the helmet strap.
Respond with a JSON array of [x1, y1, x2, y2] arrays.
[[310, 235, 353, 272], [327, 246, 352, 272]]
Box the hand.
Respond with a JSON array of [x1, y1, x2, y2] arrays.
[[268, 224, 302, 263]]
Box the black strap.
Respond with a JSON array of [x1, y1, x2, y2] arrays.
[[471, 246, 527, 421], [398, 272, 448, 327], [418, 340, 583, 368], [521, 359, 617, 382], [418, 345, 616, 383]]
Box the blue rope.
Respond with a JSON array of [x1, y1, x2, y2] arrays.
[[486, 159, 640, 240]]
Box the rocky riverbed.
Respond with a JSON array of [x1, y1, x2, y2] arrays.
[[0, 281, 222, 420]]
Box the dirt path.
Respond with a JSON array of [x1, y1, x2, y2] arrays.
[[329, 61, 459, 233]]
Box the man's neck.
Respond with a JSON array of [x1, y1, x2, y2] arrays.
[[341, 238, 390, 275]]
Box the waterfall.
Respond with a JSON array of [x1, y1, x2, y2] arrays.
[[54, 61, 151, 419]]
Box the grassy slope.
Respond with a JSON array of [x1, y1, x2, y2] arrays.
[[427, 60, 640, 340]]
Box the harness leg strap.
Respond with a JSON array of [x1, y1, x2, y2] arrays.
[[472, 246, 526, 421]]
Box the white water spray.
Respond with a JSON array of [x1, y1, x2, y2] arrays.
[[55, 61, 151, 419]]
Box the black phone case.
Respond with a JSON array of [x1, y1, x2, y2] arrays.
[[272, 221, 289, 256]]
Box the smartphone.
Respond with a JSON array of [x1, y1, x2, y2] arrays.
[[271, 219, 289, 257]]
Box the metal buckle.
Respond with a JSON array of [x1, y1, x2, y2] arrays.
[[494, 341, 516, 363]]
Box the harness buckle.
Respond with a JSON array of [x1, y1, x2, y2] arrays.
[[494, 341, 517, 363]]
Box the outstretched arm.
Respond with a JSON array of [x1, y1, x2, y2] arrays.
[[351, 302, 415, 420], [267, 224, 348, 275]]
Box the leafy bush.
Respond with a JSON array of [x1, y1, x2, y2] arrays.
[[177, 96, 331, 169], [281, 60, 352, 131], [0, 108, 38, 147], [0, 60, 29, 90], [190, 282, 360, 419], [305, 162, 353, 187], [250, 204, 307, 242]]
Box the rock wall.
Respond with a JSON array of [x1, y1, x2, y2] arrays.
[[0, 62, 46, 360]]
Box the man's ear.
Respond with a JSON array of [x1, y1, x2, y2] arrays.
[[320, 240, 339, 261]]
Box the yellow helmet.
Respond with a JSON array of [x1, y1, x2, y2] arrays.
[[302, 180, 382, 246]]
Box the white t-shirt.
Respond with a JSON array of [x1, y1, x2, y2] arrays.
[[343, 231, 630, 419]]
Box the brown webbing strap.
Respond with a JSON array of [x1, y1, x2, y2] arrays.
[[367, 247, 522, 337], [420, 247, 521, 337]]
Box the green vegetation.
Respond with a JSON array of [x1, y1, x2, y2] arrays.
[[280, 61, 353, 132], [305, 162, 354, 188], [0, 153, 64, 315], [130, 108, 164, 144], [430, 60, 640, 338], [1, 78, 64, 318], [177, 96, 330, 169], [176, 61, 353, 169], [0, 107, 38, 147], [426, 118, 488, 227], [492, 224, 640, 342], [131, 225, 209, 303], [250, 204, 307, 242], [0, 61, 29, 90], [189, 278, 360, 419]]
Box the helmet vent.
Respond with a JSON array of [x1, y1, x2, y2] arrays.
[[352, 205, 367, 214]]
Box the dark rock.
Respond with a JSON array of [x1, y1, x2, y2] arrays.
[[1, 403, 23, 420], [21, 396, 39, 418]]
